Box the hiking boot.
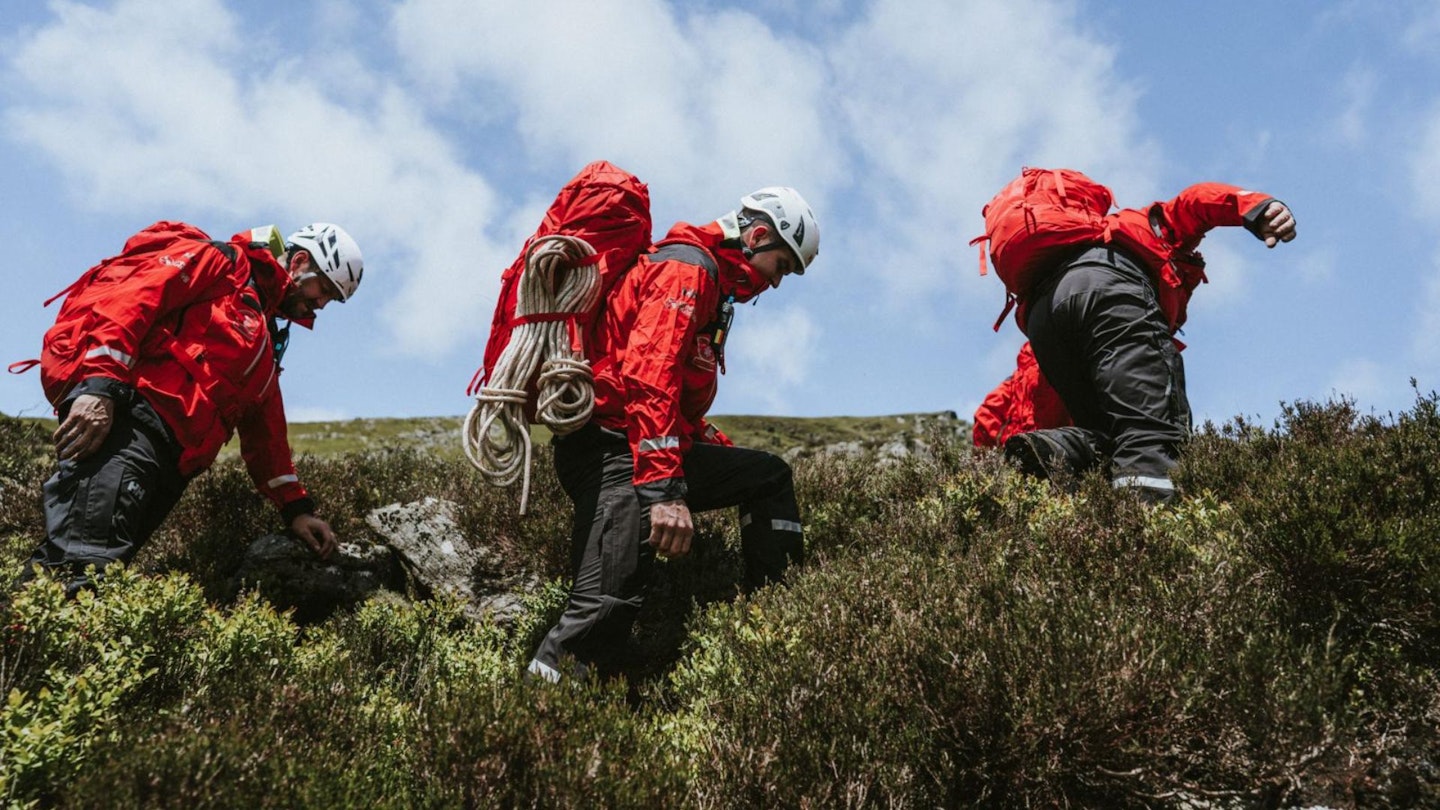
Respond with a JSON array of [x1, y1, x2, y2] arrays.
[[1004, 432, 1065, 480]]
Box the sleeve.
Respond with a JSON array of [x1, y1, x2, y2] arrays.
[[973, 373, 1017, 448], [696, 418, 734, 447], [622, 260, 714, 505], [73, 241, 237, 395], [237, 379, 313, 521], [1161, 183, 1279, 248]]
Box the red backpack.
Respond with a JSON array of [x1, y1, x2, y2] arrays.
[[9, 221, 246, 409], [467, 160, 654, 400], [971, 167, 1114, 330]]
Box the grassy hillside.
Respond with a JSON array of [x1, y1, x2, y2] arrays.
[[217, 410, 970, 460], [1, 398, 1437, 807]]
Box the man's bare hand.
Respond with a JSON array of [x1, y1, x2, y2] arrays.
[[290, 513, 337, 560], [648, 499, 693, 558], [1259, 201, 1297, 248], [54, 394, 115, 461]]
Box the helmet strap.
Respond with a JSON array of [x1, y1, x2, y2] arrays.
[[268, 318, 292, 366]]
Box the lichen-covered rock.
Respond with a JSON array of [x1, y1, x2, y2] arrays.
[[366, 497, 538, 624], [228, 534, 402, 622]]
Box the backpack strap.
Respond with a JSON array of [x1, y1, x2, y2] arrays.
[[206, 239, 239, 265], [648, 242, 720, 282]]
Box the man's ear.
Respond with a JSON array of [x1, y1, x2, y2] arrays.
[[745, 223, 771, 248], [287, 249, 311, 275]]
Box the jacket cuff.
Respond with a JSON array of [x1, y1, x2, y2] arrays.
[[280, 496, 317, 525], [636, 478, 687, 507], [1241, 197, 1280, 238], [67, 376, 134, 407]]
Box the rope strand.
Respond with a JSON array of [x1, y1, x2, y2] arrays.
[[463, 235, 601, 513]]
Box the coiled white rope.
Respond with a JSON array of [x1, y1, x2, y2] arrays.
[[463, 235, 601, 513]]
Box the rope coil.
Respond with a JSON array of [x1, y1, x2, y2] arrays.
[[463, 235, 601, 513]]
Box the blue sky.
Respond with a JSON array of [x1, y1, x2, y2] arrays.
[[3, 0, 1439, 430]]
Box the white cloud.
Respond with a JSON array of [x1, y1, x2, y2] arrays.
[[1402, 4, 1440, 54], [1413, 103, 1440, 220], [1291, 246, 1338, 287], [1326, 358, 1389, 407], [3, 0, 511, 358], [391, 0, 1155, 307], [827, 0, 1160, 310], [1177, 228, 1325, 323], [382, 0, 1162, 406], [1332, 65, 1377, 147], [721, 305, 819, 412], [390, 0, 845, 216], [1410, 251, 1440, 368], [1179, 240, 1248, 319], [1, 0, 1169, 417]]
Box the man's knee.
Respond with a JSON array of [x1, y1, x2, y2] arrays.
[[752, 451, 795, 491]]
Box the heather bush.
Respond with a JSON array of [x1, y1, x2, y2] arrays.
[[1179, 393, 1440, 667], [57, 588, 681, 809], [0, 416, 48, 589], [668, 480, 1360, 806], [2, 398, 1438, 807], [0, 567, 298, 805], [402, 678, 687, 808]]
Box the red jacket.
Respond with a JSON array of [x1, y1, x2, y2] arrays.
[[972, 342, 1072, 448], [1107, 182, 1277, 331], [61, 223, 310, 513], [590, 220, 770, 502]]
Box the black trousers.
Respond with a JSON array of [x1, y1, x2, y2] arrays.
[[1024, 247, 1191, 495], [26, 399, 188, 594], [529, 425, 803, 680]]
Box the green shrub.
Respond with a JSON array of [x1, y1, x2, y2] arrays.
[[665, 471, 1420, 807], [57, 581, 684, 808], [404, 678, 687, 808], [5, 400, 1439, 807], [0, 567, 299, 806], [1179, 393, 1440, 667], [0, 416, 49, 582]]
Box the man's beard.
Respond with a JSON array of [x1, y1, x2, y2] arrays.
[[278, 290, 316, 321]]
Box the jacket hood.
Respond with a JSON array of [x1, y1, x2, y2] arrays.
[[656, 220, 771, 304], [226, 231, 314, 328], [227, 231, 291, 310]]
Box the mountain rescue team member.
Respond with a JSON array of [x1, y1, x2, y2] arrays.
[[972, 341, 1072, 448], [528, 188, 820, 682], [1008, 182, 1296, 501], [21, 222, 364, 596]]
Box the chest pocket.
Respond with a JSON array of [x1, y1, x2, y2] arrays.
[[690, 333, 717, 372]]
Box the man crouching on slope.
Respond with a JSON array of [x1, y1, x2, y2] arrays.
[[528, 188, 820, 682], [20, 221, 364, 596]]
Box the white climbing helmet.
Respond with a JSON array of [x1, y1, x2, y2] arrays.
[[740, 187, 819, 271], [287, 222, 364, 302]]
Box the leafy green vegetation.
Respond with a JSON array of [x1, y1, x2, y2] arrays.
[[233, 409, 965, 461], [1, 397, 1436, 807]]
